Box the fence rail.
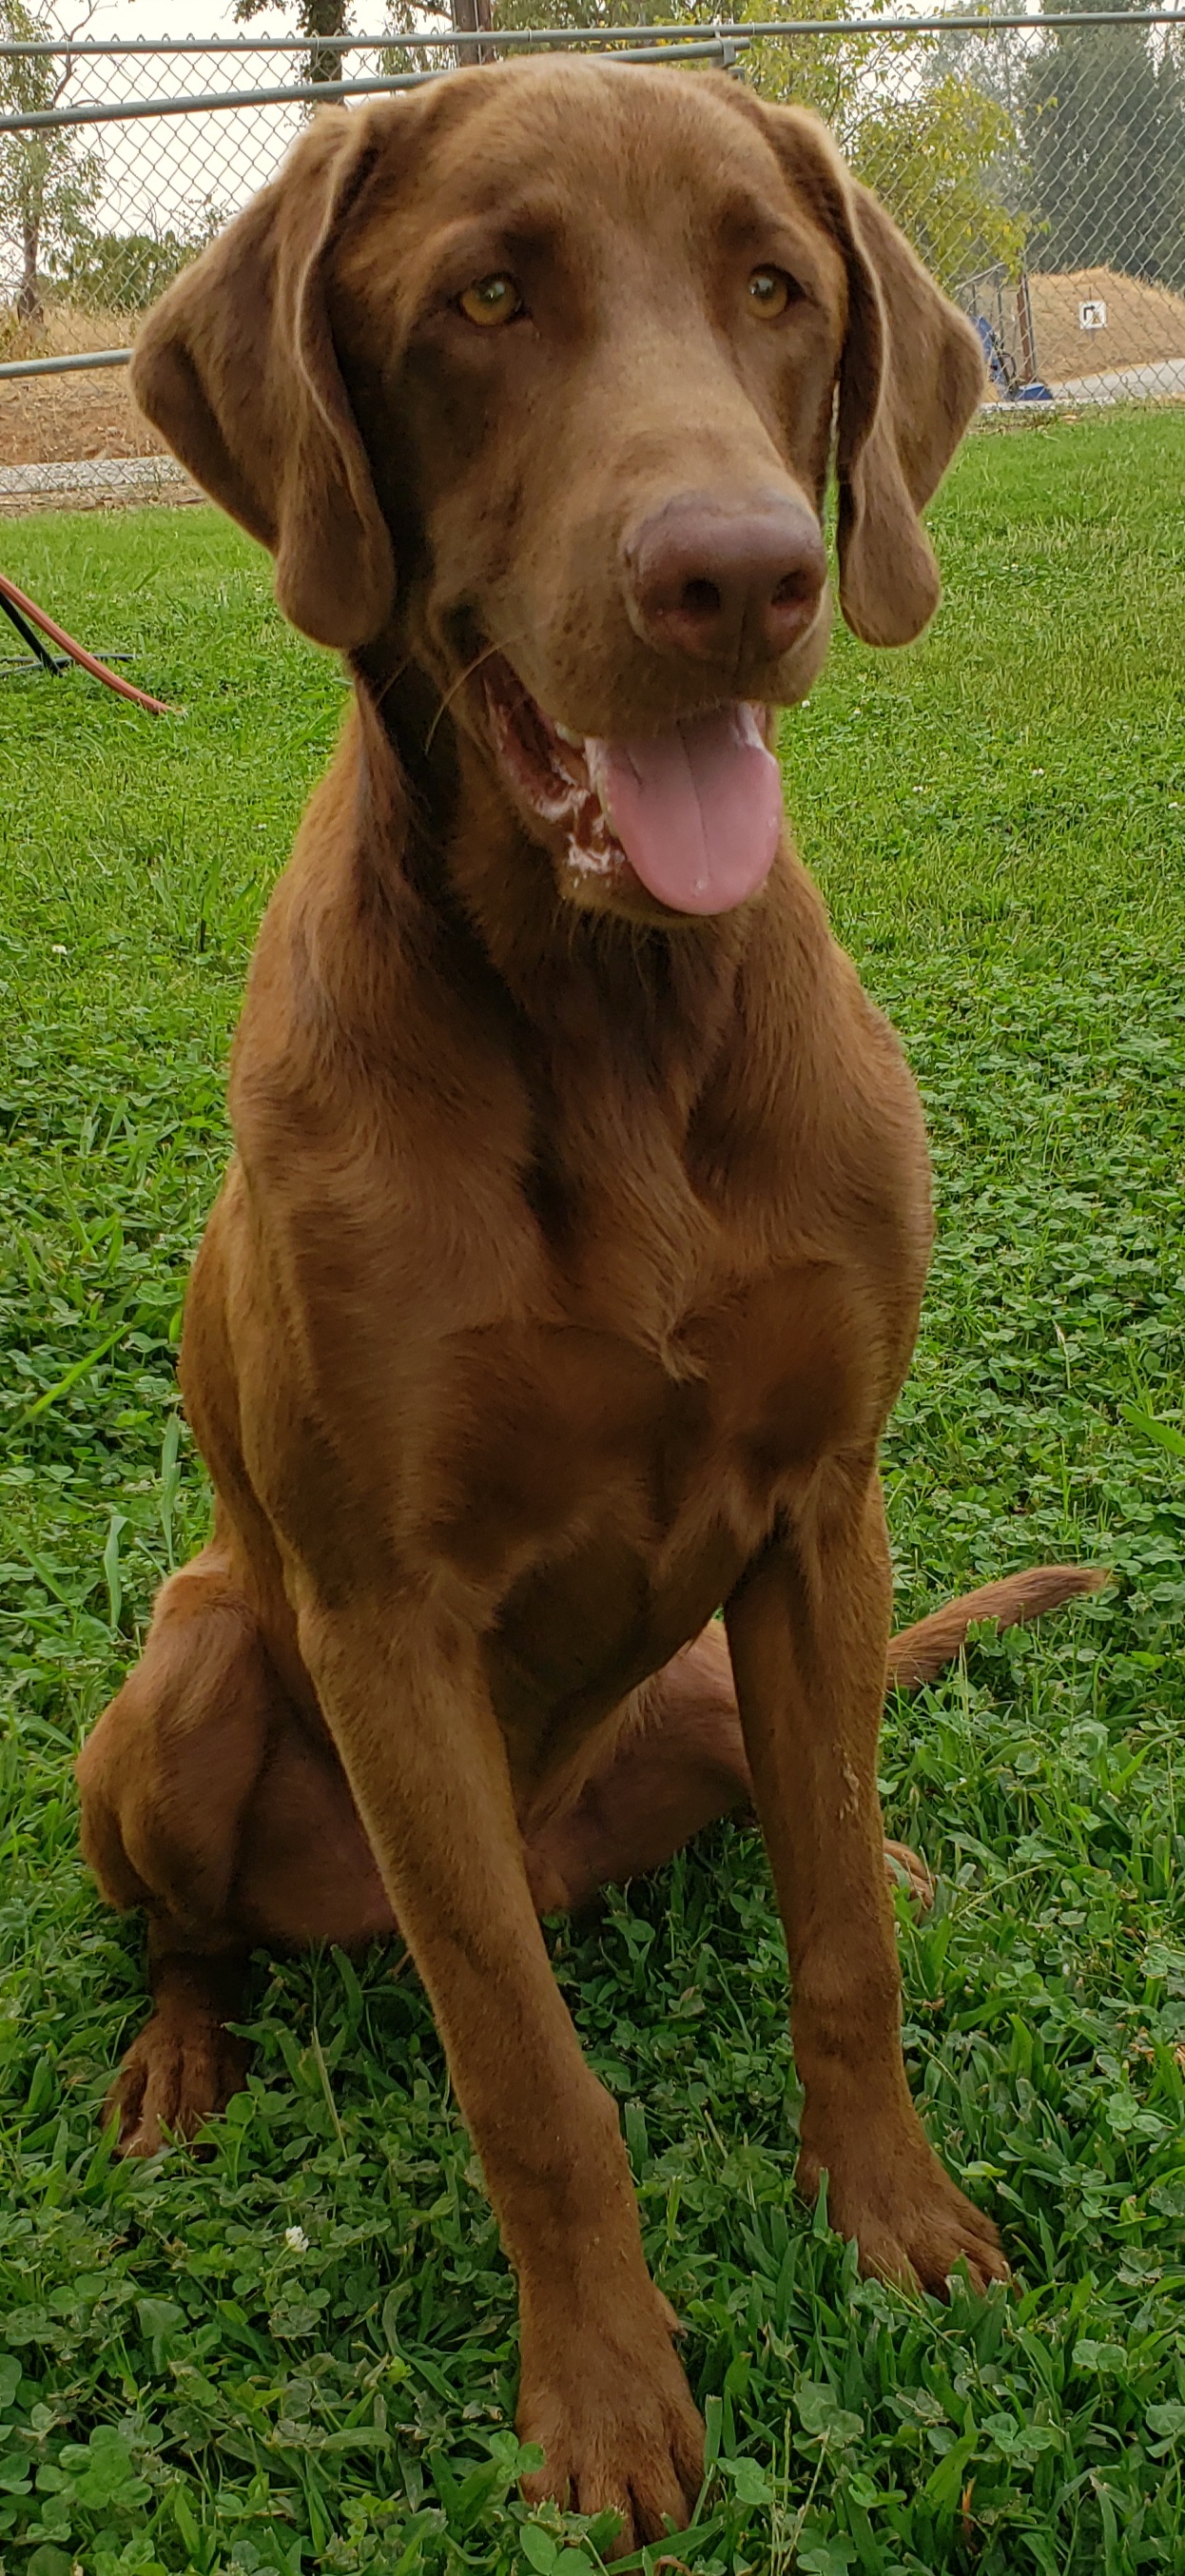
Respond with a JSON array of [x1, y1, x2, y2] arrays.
[[1, 11, 1179, 47], [0, 41, 745, 135], [3, 11, 1184, 411]]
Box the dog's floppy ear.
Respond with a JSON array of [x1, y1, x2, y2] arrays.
[[736, 98, 983, 648], [131, 108, 394, 652], [835, 182, 984, 647]]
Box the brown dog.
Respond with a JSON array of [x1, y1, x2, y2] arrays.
[[76, 62, 1105, 2548]]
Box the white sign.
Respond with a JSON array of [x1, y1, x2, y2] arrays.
[[1079, 300, 1107, 330]]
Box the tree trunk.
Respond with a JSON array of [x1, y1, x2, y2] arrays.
[[452, 0, 494, 68], [17, 215, 42, 323], [302, 0, 347, 93]]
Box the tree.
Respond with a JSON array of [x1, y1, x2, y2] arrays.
[[1020, 5, 1185, 287], [851, 75, 1027, 293], [231, 0, 460, 98], [233, 0, 351, 98], [0, 0, 102, 321], [48, 204, 223, 313], [490, 0, 866, 119]]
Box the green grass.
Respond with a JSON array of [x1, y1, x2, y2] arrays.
[[0, 402, 1183, 2576]]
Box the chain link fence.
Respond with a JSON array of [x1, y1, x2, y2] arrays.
[[2, 10, 1184, 408]]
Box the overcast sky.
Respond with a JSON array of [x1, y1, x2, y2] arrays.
[[78, 0, 461, 39], [57, 0, 406, 229], [87, 0, 304, 40]]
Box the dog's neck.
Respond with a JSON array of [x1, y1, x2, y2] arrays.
[[323, 656, 835, 1289], [347, 652, 763, 1083], [250, 653, 838, 1281]]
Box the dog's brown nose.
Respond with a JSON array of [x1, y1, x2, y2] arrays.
[[626, 493, 827, 668]]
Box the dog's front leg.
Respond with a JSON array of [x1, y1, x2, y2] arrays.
[[726, 1469, 1007, 2294], [297, 1591, 704, 2551]]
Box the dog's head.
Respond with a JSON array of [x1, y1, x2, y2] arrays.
[[133, 62, 981, 925]]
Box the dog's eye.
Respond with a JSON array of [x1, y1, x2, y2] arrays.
[[748, 266, 795, 319], [458, 274, 523, 328]]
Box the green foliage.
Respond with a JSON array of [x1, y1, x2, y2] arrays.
[[851, 75, 1027, 293], [46, 207, 223, 315], [493, 0, 701, 32], [0, 408, 1183, 2569], [735, 5, 906, 138]]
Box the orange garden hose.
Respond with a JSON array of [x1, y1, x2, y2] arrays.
[[0, 568, 175, 715]]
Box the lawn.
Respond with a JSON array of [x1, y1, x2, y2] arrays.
[[1, 404, 1184, 2576]]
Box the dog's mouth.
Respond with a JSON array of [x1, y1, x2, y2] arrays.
[[482, 654, 784, 918]]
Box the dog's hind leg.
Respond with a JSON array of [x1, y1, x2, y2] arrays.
[[102, 1938, 252, 2159], [524, 1565, 1109, 1918], [82, 1557, 1107, 2153], [524, 1624, 933, 1916], [522, 1627, 751, 1917], [78, 1539, 396, 2154], [77, 1543, 278, 2152]]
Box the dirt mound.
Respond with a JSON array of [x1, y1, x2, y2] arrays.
[[1030, 266, 1185, 382]]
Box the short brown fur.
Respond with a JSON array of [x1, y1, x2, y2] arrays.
[[76, 63, 1106, 2549]]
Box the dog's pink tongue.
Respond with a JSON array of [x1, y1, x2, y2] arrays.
[[586, 705, 783, 916]]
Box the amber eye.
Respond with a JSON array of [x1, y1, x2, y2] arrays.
[[458, 273, 523, 327], [748, 265, 794, 319]]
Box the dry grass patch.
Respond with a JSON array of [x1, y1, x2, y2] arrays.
[[0, 302, 163, 472]]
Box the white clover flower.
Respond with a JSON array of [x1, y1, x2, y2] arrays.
[[284, 2224, 309, 2254]]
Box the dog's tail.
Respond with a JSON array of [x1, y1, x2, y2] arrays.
[[886, 1565, 1111, 1691]]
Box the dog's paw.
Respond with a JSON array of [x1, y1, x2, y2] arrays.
[[883, 1837, 934, 1911], [800, 2118, 1008, 2298], [517, 2292, 704, 2555], [105, 2006, 248, 2157]]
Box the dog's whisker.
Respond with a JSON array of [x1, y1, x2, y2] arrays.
[[422, 632, 537, 756]]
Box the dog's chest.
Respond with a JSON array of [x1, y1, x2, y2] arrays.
[[430, 1251, 874, 1712]]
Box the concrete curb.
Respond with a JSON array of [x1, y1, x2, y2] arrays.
[[0, 455, 199, 515]]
